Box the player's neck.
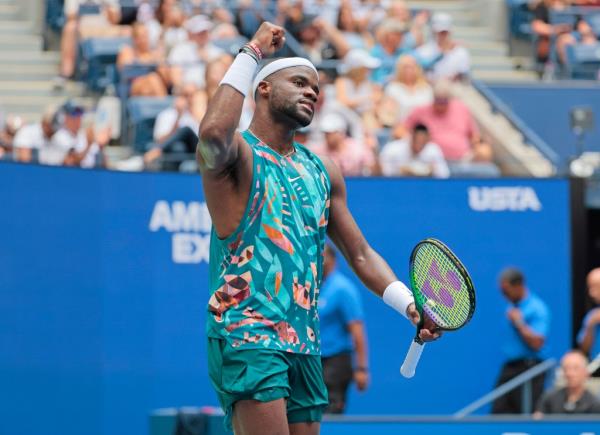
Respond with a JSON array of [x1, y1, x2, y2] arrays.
[[248, 120, 296, 155]]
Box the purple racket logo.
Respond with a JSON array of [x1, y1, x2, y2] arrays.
[[420, 259, 462, 309]]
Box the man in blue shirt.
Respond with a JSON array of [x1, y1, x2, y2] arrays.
[[492, 267, 551, 414], [318, 244, 369, 413], [577, 268, 600, 362]]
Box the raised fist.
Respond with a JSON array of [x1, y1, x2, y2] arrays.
[[249, 22, 286, 57]]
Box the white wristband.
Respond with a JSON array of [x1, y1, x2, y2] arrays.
[[383, 281, 414, 320], [219, 52, 258, 98]]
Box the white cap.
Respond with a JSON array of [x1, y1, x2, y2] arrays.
[[431, 12, 452, 33], [185, 15, 212, 34], [320, 112, 347, 133], [337, 48, 381, 74]]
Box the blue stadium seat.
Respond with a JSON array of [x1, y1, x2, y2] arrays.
[[126, 97, 174, 153], [79, 37, 131, 92], [117, 64, 158, 141], [566, 43, 600, 80]]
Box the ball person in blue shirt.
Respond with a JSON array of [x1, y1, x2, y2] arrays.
[[318, 243, 369, 413], [492, 267, 551, 414]]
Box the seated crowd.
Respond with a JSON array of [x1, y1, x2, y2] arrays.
[[1, 0, 499, 177]]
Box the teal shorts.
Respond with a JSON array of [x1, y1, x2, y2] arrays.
[[207, 338, 328, 430]]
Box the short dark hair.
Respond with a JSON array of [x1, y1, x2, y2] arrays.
[[413, 123, 429, 135], [499, 267, 525, 286]]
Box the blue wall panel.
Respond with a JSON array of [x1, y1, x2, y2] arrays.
[[0, 163, 572, 435]]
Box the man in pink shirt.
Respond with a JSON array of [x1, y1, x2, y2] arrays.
[[312, 112, 376, 176], [404, 80, 491, 161]]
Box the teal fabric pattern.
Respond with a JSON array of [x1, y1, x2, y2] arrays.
[[207, 131, 331, 355]]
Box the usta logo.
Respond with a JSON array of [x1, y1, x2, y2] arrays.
[[468, 187, 542, 212]]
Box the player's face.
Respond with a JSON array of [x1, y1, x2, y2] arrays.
[[269, 67, 319, 128], [500, 280, 521, 303]]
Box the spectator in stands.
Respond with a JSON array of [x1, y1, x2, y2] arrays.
[[530, 0, 572, 69], [379, 123, 449, 178], [117, 22, 163, 69], [337, 1, 374, 50], [312, 112, 376, 176], [384, 54, 433, 123], [118, 22, 170, 98], [492, 267, 550, 414], [50, 102, 102, 168], [168, 15, 224, 90], [143, 84, 200, 171], [335, 48, 382, 129], [556, 15, 600, 65], [55, 0, 124, 87], [293, 15, 351, 64], [534, 350, 600, 416], [159, 4, 188, 55], [577, 268, 600, 360], [370, 19, 410, 85], [414, 12, 470, 82], [385, 0, 428, 49], [12, 108, 56, 163], [0, 115, 23, 158], [404, 80, 492, 162], [319, 243, 369, 414]]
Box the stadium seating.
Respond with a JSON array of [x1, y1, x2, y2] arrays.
[[79, 37, 131, 92], [126, 96, 173, 153], [565, 43, 600, 80]]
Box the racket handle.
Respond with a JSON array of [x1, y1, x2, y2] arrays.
[[400, 339, 426, 378]]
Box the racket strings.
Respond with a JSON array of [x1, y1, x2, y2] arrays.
[[412, 244, 473, 329]]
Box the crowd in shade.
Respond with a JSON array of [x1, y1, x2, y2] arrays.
[[1, 0, 501, 176]]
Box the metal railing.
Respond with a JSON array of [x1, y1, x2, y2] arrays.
[[453, 358, 557, 419]]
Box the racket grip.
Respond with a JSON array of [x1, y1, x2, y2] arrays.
[[400, 339, 426, 378]]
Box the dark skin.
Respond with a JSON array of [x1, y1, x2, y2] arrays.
[[198, 21, 440, 435], [500, 280, 545, 351]]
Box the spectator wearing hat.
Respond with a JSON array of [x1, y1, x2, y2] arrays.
[[12, 108, 57, 163], [168, 15, 224, 90], [370, 19, 411, 85], [335, 48, 382, 128], [312, 113, 376, 176], [404, 80, 492, 162], [415, 12, 470, 82], [49, 102, 102, 168], [379, 123, 449, 178]]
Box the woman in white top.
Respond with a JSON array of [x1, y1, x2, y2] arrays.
[[384, 54, 433, 123]]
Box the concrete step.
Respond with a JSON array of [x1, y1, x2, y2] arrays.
[[0, 3, 19, 18], [0, 51, 60, 64], [0, 34, 42, 50], [0, 80, 85, 96], [471, 69, 539, 82], [1, 95, 96, 115], [0, 64, 58, 80], [0, 20, 33, 34]]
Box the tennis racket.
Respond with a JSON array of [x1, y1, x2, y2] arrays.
[[400, 238, 476, 378]]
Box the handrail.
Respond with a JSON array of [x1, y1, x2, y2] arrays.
[[453, 358, 557, 419]]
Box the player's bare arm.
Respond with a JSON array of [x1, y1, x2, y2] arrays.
[[322, 156, 440, 341], [197, 22, 286, 239]]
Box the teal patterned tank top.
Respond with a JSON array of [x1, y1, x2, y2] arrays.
[[207, 130, 331, 354]]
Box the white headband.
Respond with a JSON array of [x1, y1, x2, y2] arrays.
[[251, 57, 318, 98]]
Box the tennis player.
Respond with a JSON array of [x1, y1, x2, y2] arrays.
[[197, 21, 440, 435]]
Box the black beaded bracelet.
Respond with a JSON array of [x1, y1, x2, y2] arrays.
[[354, 367, 368, 372], [238, 45, 259, 64]]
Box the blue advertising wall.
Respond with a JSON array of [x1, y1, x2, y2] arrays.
[[0, 163, 572, 435]]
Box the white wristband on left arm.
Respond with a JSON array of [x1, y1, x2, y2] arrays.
[[383, 281, 414, 320]]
